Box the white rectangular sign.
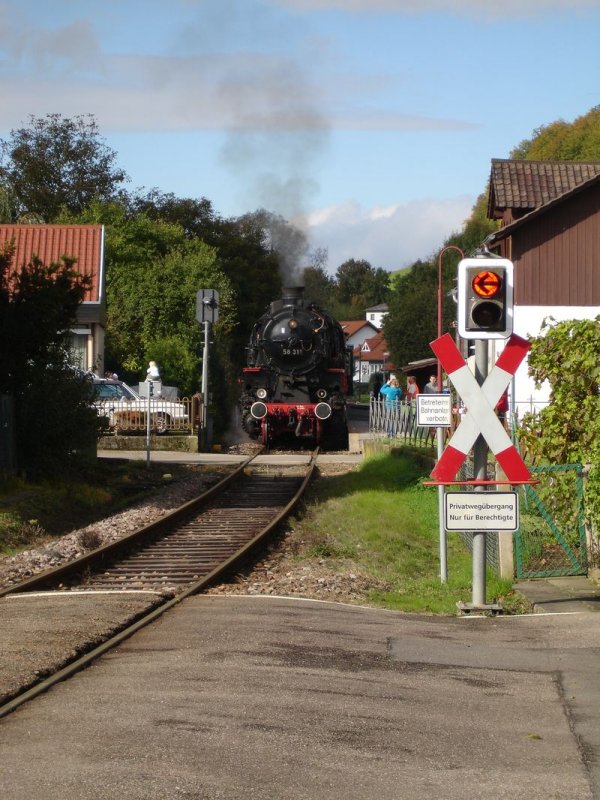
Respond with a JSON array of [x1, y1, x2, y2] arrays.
[[444, 492, 519, 532], [417, 394, 452, 427]]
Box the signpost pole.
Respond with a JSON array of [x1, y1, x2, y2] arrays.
[[417, 393, 453, 584], [146, 380, 153, 469], [437, 429, 447, 582], [196, 288, 219, 453], [472, 339, 488, 606], [201, 321, 210, 452]]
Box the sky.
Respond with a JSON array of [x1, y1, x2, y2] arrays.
[[0, 0, 599, 275]]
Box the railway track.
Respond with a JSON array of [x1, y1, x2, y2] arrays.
[[0, 450, 318, 718], [1, 450, 317, 597]]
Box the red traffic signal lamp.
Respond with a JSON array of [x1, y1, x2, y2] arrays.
[[457, 258, 513, 339]]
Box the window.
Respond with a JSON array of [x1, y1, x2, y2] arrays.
[[69, 332, 89, 371]]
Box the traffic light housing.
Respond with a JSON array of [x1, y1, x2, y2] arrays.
[[457, 257, 513, 339]]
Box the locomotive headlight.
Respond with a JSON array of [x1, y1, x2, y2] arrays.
[[251, 401, 268, 419], [288, 318, 299, 330], [316, 388, 327, 400], [315, 402, 332, 420], [256, 388, 268, 399]]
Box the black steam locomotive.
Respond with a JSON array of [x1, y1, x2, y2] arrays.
[[239, 287, 353, 449]]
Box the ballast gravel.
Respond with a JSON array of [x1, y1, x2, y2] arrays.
[[0, 467, 224, 592]]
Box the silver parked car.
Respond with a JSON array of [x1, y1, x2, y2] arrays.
[[91, 377, 189, 433]]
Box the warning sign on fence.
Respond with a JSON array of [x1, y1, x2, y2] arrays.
[[417, 394, 452, 427]]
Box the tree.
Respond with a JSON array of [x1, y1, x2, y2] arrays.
[[74, 202, 235, 397], [127, 190, 216, 239], [302, 264, 335, 309], [0, 114, 128, 221], [126, 192, 283, 363], [0, 242, 99, 477], [510, 106, 600, 161], [383, 260, 444, 368], [518, 317, 600, 535], [332, 259, 390, 320]]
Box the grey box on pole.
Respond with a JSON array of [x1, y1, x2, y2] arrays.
[[196, 289, 220, 323]]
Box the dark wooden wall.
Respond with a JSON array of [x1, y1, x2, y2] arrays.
[[509, 183, 600, 306]]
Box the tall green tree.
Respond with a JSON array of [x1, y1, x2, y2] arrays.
[[333, 258, 390, 319], [383, 260, 446, 368], [71, 201, 235, 398], [302, 264, 335, 309], [127, 191, 282, 360], [0, 242, 99, 477], [0, 113, 128, 221]]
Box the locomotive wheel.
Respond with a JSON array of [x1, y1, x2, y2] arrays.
[[321, 418, 348, 451], [315, 419, 323, 446], [261, 418, 270, 449]]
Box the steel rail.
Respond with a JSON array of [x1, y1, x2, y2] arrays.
[[0, 450, 261, 599], [0, 449, 319, 720]]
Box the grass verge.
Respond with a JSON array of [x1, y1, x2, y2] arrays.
[[292, 452, 530, 615], [0, 460, 193, 555]]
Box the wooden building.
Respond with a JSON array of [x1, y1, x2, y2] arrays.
[[486, 160, 600, 412], [0, 224, 106, 374]]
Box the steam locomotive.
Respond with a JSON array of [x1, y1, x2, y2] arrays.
[[239, 287, 353, 449]]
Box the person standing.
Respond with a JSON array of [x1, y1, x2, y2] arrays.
[[404, 375, 419, 436], [423, 375, 438, 394], [406, 375, 419, 402], [146, 361, 160, 380], [379, 377, 403, 437]]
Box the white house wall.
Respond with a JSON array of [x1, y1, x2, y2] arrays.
[[494, 305, 600, 417]]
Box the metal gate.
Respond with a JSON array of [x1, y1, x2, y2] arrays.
[[514, 464, 587, 578], [369, 396, 435, 448]]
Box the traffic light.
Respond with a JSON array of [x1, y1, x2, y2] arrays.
[[457, 257, 513, 339]]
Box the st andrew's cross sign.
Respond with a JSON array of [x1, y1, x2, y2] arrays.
[[430, 333, 531, 483]]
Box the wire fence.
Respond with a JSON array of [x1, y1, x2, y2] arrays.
[[96, 396, 200, 434]]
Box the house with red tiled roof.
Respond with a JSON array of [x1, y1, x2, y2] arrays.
[[0, 224, 106, 375], [339, 319, 379, 349], [354, 331, 396, 384], [485, 159, 600, 413]]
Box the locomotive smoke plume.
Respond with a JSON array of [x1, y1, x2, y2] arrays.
[[214, 0, 329, 285]]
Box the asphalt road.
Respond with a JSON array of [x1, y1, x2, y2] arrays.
[[1, 596, 598, 800]]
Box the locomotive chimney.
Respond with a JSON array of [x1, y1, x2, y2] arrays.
[[282, 286, 304, 303], [270, 286, 306, 315]]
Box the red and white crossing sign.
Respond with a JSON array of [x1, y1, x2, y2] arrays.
[[430, 333, 531, 482]]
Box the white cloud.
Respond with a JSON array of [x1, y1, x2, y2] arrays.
[[304, 195, 475, 273], [0, 50, 475, 134], [0, 3, 476, 134], [271, 0, 597, 15]]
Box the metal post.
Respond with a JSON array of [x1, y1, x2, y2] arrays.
[[437, 429, 447, 582], [200, 321, 210, 451], [472, 340, 488, 606], [436, 245, 463, 584], [146, 380, 153, 469]]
